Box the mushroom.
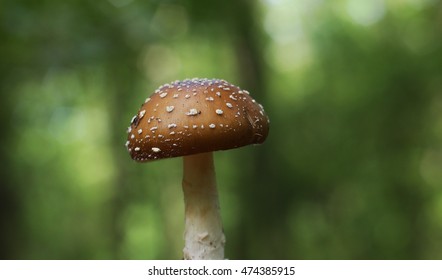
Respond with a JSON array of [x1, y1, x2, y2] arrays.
[[125, 78, 269, 260]]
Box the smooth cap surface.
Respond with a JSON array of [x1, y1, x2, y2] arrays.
[[125, 78, 269, 161]]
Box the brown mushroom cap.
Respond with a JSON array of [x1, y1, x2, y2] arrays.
[[125, 78, 270, 162]]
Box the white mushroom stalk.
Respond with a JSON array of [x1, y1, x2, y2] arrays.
[[182, 152, 225, 260]]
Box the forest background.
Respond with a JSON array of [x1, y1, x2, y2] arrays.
[[1, 0, 442, 259]]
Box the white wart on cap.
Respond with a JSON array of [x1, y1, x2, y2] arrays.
[[126, 78, 270, 161]]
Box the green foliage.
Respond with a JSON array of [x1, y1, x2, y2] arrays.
[[1, 0, 442, 259]]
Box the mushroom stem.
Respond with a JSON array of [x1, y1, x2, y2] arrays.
[[182, 152, 225, 260]]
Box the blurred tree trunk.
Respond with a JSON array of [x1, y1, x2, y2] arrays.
[[0, 28, 23, 259], [106, 57, 139, 259], [0, 121, 21, 259], [227, 0, 274, 259]]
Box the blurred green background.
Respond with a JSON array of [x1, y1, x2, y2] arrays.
[[1, 0, 442, 259]]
